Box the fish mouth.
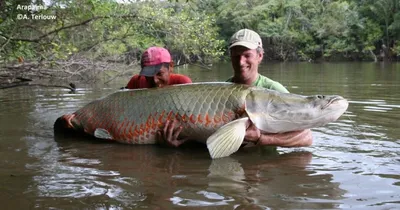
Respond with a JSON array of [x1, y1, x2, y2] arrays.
[[321, 96, 345, 110]]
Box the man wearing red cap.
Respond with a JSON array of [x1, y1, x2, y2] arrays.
[[126, 47, 192, 89]]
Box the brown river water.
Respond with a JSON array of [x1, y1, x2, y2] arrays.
[[0, 62, 399, 209]]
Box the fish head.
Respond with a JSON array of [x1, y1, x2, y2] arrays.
[[245, 88, 349, 133]]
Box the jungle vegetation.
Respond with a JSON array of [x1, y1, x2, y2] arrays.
[[0, 0, 399, 86]]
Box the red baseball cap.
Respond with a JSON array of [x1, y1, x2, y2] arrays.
[[139, 47, 171, 76]]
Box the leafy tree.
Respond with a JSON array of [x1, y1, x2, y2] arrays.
[[0, 0, 224, 64], [355, 0, 400, 59], [1, 0, 399, 70]]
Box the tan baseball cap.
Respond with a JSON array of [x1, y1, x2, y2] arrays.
[[229, 29, 262, 49]]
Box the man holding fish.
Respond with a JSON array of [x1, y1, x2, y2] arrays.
[[130, 29, 312, 149], [55, 31, 348, 158], [225, 29, 313, 147]]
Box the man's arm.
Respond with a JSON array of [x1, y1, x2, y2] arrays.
[[176, 74, 192, 84], [126, 75, 139, 89], [244, 124, 313, 147], [257, 129, 313, 147], [159, 120, 313, 148]]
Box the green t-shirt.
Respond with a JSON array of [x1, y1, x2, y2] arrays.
[[226, 74, 289, 93]]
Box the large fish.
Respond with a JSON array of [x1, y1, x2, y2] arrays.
[[54, 82, 348, 158]]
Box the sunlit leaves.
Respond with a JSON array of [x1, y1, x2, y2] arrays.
[[132, 1, 224, 63]]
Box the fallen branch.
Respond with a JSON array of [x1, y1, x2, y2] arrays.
[[175, 62, 212, 70], [0, 81, 76, 93]]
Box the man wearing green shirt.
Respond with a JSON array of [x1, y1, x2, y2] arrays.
[[226, 74, 289, 93], [158, 29, 312, 148], [227, 28, 312, 147]]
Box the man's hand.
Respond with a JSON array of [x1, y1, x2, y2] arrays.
[[244, 123, 261, 142], [156, 119, 189, 147]]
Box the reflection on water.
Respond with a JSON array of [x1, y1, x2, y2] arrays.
[[34, 134, 346, 209], [0, 62, 399, 209]]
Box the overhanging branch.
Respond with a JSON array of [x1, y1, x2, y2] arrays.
[[0, 15, 137, 43]]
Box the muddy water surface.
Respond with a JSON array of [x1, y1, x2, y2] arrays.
[[0, 62, 399, 209]]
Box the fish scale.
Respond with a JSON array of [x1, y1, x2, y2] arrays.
[[70, 83, 250, 144]]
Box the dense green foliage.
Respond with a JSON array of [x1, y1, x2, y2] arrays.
[[1, 0, 399, 64]]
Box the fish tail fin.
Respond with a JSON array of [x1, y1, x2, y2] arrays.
[[206, 117, 248, 159]]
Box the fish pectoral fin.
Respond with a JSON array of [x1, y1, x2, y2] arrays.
[[94, 128, 113, 140], [206, 117, 248, 159]]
